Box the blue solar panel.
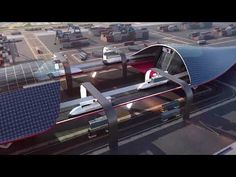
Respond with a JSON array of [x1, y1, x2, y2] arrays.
[[172, 45, 236, 86], [0, 81, 60, 144]]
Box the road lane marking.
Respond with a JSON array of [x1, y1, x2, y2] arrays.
[[23, 32, 53, 60], [23, 33, 38, 59], [71, 54, 81, 63], [35, 35, 53, 56]]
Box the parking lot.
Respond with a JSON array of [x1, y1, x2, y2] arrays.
[[5, 23, 232, 66], [23, 32, 53, 59]]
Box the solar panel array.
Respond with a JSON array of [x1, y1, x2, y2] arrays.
[[0, 60, 54, 93], [172, 45, 236, 86], [0, 81, 61, 144]]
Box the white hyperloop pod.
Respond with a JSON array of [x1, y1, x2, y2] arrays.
[[68, 85, 112, 117], [137, 69, 169, 90], [137, 70, 188, 90]]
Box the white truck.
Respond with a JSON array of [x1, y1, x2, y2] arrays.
[[102, 46, 122, 64]]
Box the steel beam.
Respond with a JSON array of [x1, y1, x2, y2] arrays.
[[63, 61, 73, 94], [119, 52, 127, 78], [81, 82, 118, 152], [150, 68, 193, 120]]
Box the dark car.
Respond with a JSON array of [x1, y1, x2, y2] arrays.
[[92, 50, 103, 58], [11, 31, 21, 35], [78, 51, 88, 61], [36, 47, 43, 54], [197, 40, 207, 45], [45, 27, 54, 31], [128, 45, 143, 52], [124, 41, 135, 46]]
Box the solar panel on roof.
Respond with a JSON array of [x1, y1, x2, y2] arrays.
[[0, 60, 56, 93], [0, 81, 60, 144], [172, 45, 236, 86]]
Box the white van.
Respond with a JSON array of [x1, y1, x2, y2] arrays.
[[102, 46, 122, 64]]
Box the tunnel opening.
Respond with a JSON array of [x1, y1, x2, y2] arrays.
[[131, 45, 191, 84]]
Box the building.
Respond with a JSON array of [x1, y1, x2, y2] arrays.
[[180, 22, 213, 30]]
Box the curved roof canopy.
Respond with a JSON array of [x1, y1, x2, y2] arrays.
[[132, 44, 236, 86]]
